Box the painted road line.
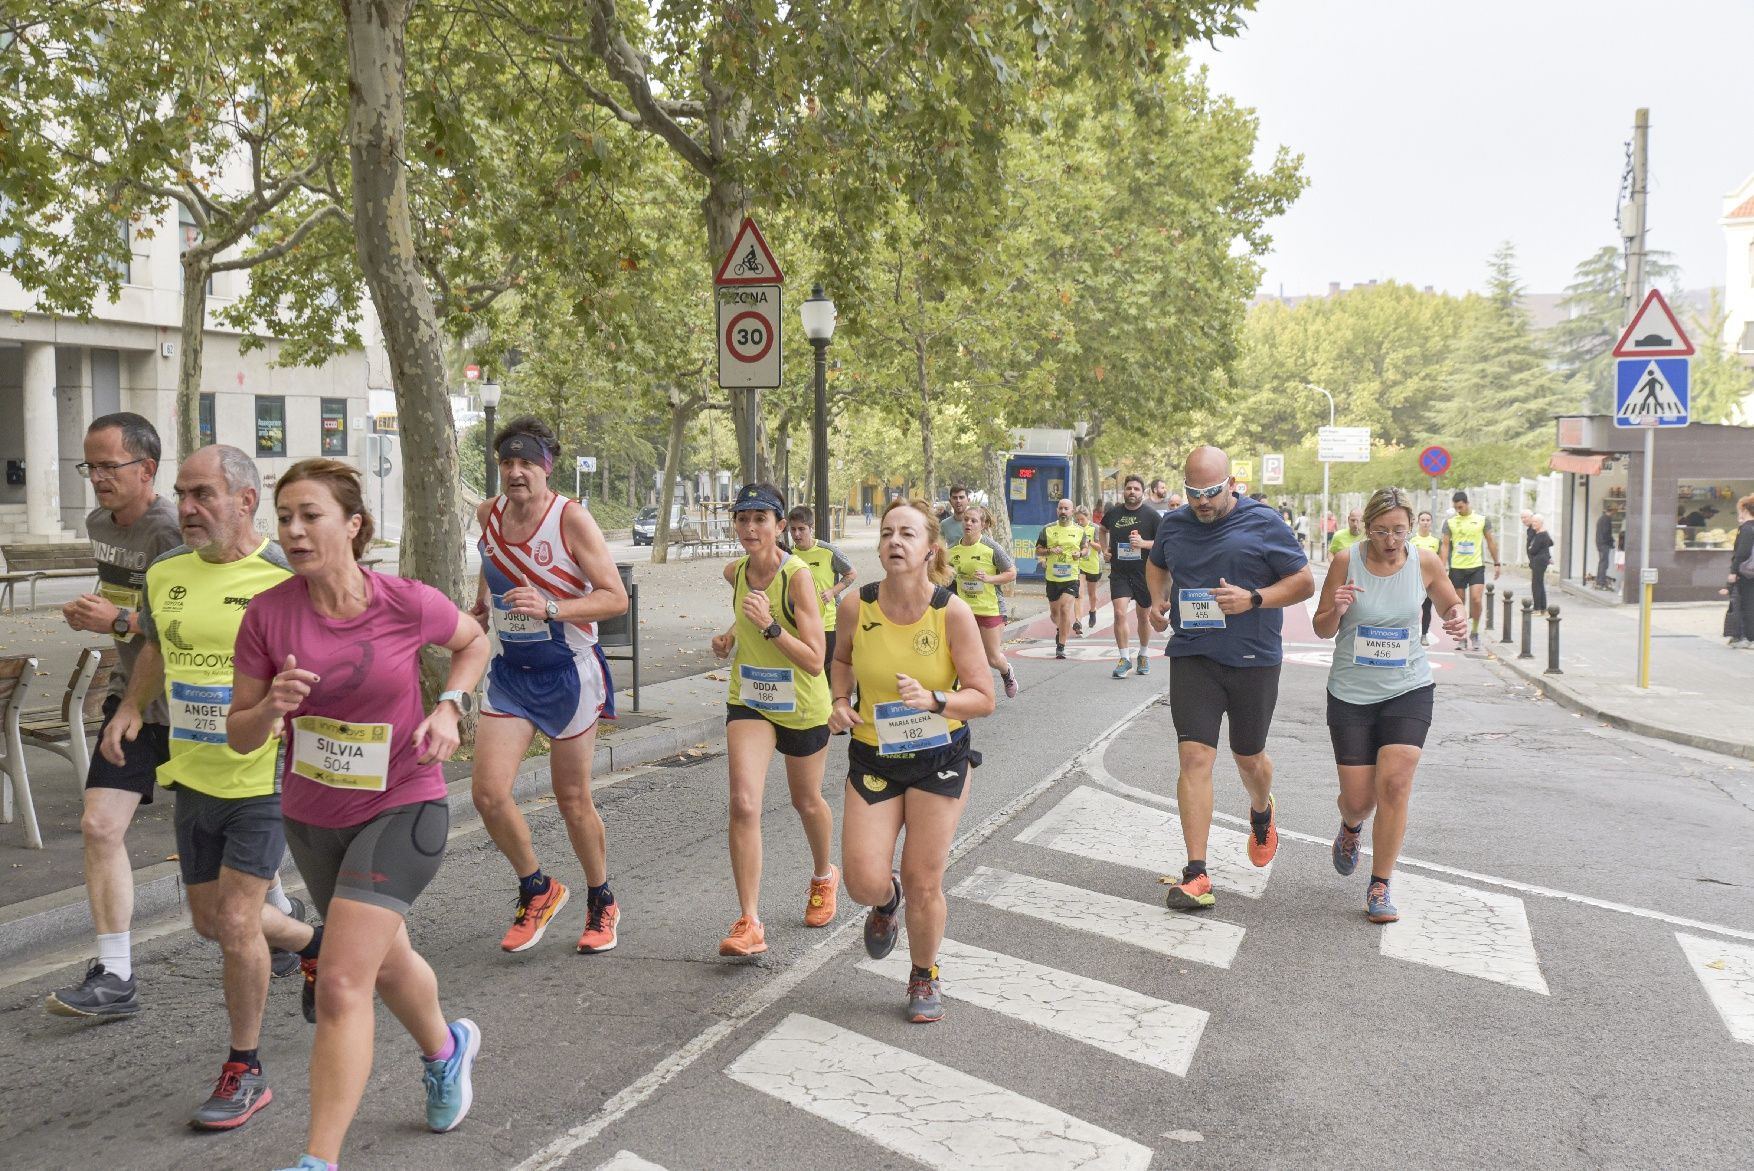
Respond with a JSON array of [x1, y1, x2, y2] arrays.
[[952, 865, 1244, 969], [592, 1154, 668, 1171], [1378, 871, 1549, 995], [1676, 933, 1754, 1045], [1016, 784, 1272, 898], [725, 1013, 1153, 1171], [860, 938, 1209, 1077]]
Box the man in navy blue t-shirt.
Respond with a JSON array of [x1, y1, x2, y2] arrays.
[[1146, 445, 1313, 912]]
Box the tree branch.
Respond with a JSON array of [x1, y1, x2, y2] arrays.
[[582, 0, 716, 177], [210, 203, 348, 272]]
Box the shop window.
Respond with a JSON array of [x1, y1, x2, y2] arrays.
[[255, 396, 286, 457], [1675, 480, 1754, 550], [198, 393, 215, 447], [320, 398, 348, 456]]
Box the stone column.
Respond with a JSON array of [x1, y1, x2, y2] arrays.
[[21, 342, 61, 538]]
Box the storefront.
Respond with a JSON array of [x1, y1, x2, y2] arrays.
[[1550, 416, 1753, 603]]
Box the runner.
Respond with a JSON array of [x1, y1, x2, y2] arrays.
[[945, 504, 1019, 698], [1438, 490, 1500, 650], [1101, 474, 1161, 679], [1146, 479, 1172, 514], [1146, 446, 1313, 912], [938, 484, 972, 546], [1328, 508, 1364, 557], [1312, 487, 1468, 923], [709, 483, 836, 957], [1035, 498, 1088, 659], [470, 418, 627, 956], [229, 460, 489, 1169], [1410, 510, 1441, 646], [100, 444, 317, 1128], [786, 505, 857, 667], [1073, 504, 1102, 636], [831, 498, 995, 1023], [45, 413, 181, 1019]]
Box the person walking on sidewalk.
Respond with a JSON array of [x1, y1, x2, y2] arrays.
[[832, 498, 995, 1023], [1722, 494, 1754, 648], [1313, 487, 1468, 924], [101, 445, 317, 1129], [1527, 514, 1554, 613], [231, 460, 489, 1171], [1146, 446, 1314, 912], [1440, 490, 1500, 650], [45, 413, 181, 1020], [1595, 507, 1617, 591], [710, 483, 837, 957], [945, 504, 1019, 698], [1102, 474, 1161, 679], [470, 419, 628, 956]]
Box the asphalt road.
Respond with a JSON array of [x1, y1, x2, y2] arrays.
[[3, 601, 1752, 1170]]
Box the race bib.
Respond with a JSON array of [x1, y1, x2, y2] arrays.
[[291, 716, 391, 791], [1116, 544, 1141, 561], [959, 576, 986, 595], [1354, 625, 1412, 668], [874, 699, 952, 756], [169, 681, 231, 745], [1456, 539, 1478, 559], [1179, 588, 1226, 629], [491, 594, 553, 643], [1046, 559, 1075, 582], [738, 664, 796, 713]]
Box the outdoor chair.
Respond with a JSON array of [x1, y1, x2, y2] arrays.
[[0, 654, 42, 848], [20, 646, 115, 813]]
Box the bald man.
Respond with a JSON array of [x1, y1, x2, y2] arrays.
[[1146, 446, 1314, 911]]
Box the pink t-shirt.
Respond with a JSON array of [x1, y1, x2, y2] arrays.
[[234, 569, 460, 829]]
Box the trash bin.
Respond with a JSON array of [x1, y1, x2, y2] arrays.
[[597, 563, 639, 711]]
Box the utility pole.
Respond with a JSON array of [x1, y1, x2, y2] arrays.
[[1625, 108, 1654, 687]]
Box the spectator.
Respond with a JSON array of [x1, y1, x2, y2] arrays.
[[1595, 508, 1616, 590], [1721, 494, 1754, 648], [1527, 514, 1553, 612]]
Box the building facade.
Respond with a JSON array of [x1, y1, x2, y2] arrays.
[[1722, 171, 1754, 375]]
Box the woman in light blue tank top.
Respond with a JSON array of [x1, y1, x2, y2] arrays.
[[1312, 487, 1468, 925]]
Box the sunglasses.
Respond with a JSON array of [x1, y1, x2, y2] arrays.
[[1182, 480, 1228, 501]]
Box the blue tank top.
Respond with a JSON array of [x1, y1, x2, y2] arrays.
[[1328, 546, 1433, 705]]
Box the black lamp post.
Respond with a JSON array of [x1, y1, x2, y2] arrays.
[[800, 283, 836, 542], [480, 380, 502, 497]]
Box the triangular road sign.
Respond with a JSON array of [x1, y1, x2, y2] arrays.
[[714, 216, 784, 286], [1611, 289, 1693, 357]]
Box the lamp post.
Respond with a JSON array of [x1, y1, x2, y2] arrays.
[[480, 380, 502, 497], [1303, 382, 1335, 558], [800, 283, 836, 542]]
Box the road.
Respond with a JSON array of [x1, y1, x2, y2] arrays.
[[3, 597, 1753, 1169]]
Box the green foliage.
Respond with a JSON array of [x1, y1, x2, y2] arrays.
[[1546, 244, 1682, 415], [1687, 290, 1754, 424]]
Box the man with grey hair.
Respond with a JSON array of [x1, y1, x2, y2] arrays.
[[100, 445, 316, 1129]]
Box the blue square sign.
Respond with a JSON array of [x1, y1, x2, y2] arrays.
[[1614, 357, 1690, 428]]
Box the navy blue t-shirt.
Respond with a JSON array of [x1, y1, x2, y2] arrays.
[[1148, 494, 1309, 667]]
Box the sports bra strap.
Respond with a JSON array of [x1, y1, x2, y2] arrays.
[[930, 586, 952, 610], [860, 582, 881, 603]]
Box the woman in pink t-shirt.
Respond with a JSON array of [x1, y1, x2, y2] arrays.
[[229, 460, 487, 1170]]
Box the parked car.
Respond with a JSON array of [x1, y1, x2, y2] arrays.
[[633, 505, 684, 546]]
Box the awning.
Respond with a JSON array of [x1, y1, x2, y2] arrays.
[[1550, 452, 1606, 475]]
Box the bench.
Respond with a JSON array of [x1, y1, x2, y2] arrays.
[[0, 654, 42, 848], [19, 646, 116, 816], [1, 540, 98, 611]]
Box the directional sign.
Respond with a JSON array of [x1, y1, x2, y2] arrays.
[[717, 284, 783, 389], [714, 217, 785, 286], [1318, 426, 1371, 463], [1614, 357, 1690, 428], [1612, 290, 1693, 358], [576, 455, 598, 474], [1261, 453, 1284, 485], [1418, 445, 1451, 477]]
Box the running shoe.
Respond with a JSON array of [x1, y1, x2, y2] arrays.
[[864, 873, 903, 959], [189, 1061, 272, 1130], [1072, 621, 1083, 637], [500, 879, 570, 953], [423, 1018, 481, 1133], [907, 975, 944, 1024], [1135, 652, 1150, 676], [300, 957, 318, 1024], [1002, 671, 1019, 699], [576, 896, 620, 954], [1247, 795, 1279, 867], [1470, 633, 1482, 652], [804, 864, 839, 928], [45, 960, 139, 1019], [1366, 880, 1400, 924], [272, 1158, 328, 1171], [271, 897, 307, 979], [1332, 823, 1360, 876], [1112, 656, 1131, 679], [1163, 869, 1215, 911], [1420, 633, 1433, 647], [718, 916, 768, 956], [1055, 642, 1066, 659]]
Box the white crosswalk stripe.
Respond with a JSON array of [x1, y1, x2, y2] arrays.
[[860, 937, 1209, 1077], [591, 1153, 669, 1171], [725, 1013, 1154, 1171], [1676, 933, 1754, 1045], [1378, 871, 1549, 995], [1016, 784, 1273, 897], [951, 865, 1245, 969]]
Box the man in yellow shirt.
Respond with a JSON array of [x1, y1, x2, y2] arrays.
[[1439, 489, 1501, 651], [1035, 497, 1090, 659], [1328, 508, 1365, 557]]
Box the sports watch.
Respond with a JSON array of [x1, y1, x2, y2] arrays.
[[1249, 589, 1263, 609], [544, 599, 560, 621], [762, 621, 783, 640], [931, 690, 949, 713], [111, 608, 132, 637], [437, 690, 475, 716]]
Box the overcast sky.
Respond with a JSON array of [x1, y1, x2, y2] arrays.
[[1190, 0, 1749, 298]]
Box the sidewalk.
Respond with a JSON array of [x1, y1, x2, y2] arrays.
[[1483, 569, 1754, 761]]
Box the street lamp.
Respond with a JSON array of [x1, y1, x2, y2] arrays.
[[480, 379, 502, 497], [800, 283, 836, 542], [1303, 382, 1335, 559]]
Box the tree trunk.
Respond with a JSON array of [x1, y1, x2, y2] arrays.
[[340, 0, 465, 639], [175, 248, 213, 461], [651, 401, 691, 565], [915, 333, 935, 503]]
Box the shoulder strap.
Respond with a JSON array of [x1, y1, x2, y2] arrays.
[[860, 582, 881, 603], [930, 586, 952, 610], [778, 559, 798, 627]]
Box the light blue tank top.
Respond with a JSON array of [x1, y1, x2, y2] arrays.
[[1328, 546, 1433, 704]]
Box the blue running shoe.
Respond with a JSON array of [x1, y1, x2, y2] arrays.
[[1332, 824, 1360, 877], [1135, 652, 1149, 675], [1111, 656, 1130, 679], [272, 1157, 330, 1171], [423, 1018, 481, 1133], [1366, 880, 1399, 924]]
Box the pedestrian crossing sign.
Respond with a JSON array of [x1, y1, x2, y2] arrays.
[[1614, 357, 1690, 428]]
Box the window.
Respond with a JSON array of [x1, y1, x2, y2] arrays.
[[178, 204, 213, 295], [111, 216, 132, 284], [198, 393, 216, 447], [1674, 480, 1754, 551], [255, 396, 285, 457], [320, 398, 348, 456], [1740, 321, 1754, 354]]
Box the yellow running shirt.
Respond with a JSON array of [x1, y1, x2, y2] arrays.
[[1446, 514, 1489, 569], [1037, 522, 1085, 583], [726, 554, 831, 729], [790, 541, 851, 633], [849, 584, 963, 750], [946, 538, 1006, 618]]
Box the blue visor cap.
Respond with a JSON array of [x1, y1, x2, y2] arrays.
[[731, 484, 785, 513]]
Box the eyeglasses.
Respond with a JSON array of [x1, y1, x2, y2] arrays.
[[1183, 480, 1228, 500], [1368, 526, 1411, 539], [76, 458, 149, 479]]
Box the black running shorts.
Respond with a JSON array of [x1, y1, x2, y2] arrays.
[[725, 704, 831, 758], [1046, 580, 1081, 602], [1167, 654, 1281, 757], [1326, 684, 1435, 766], [847, 729, 979, 805]]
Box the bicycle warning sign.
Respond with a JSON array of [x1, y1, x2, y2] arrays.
[[714, 217, 784, 286]]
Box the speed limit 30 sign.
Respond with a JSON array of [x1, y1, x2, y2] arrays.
[[717, 284, 782, 389]]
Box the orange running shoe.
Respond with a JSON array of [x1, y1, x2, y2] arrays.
[[804, 865, 839, 928], [1163, 869, 1215, 911], [1247, 795, 1279, 867], [500, 879, 570, 953], [718, 916, 768, 956], [576, 897, 620, 954]]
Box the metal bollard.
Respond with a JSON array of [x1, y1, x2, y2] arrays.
[[1484, 582, 1495, 632], [1544, 606, 1563, 674], [1518, 598, 1534, 659], [1500, 591, 1515, 644]]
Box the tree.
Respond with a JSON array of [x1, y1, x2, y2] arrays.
[[1688, 290, 1754, 424], [1430, 243, 1569, 445], [1547, 244, 1681, 416]]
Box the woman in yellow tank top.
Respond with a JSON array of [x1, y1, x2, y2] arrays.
[[828, 498, 995, 1024], [945, 504, 1019, 699], [1074, 504, 1102, 636], [708, 484, 836, 959]]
